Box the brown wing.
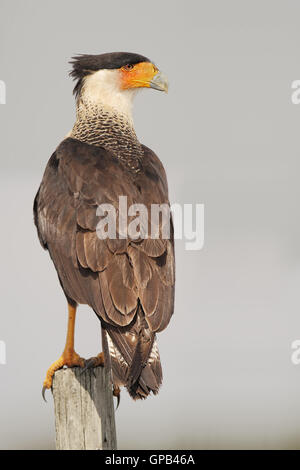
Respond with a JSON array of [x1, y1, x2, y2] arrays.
[[34, 137, 175, 398]]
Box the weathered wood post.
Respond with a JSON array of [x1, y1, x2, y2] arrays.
[[52, 366, 117, 450]]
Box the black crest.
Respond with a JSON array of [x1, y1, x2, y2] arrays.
[[69, 52, 150, 98]]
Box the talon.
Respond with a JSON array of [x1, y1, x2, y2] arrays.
[[81, 352, 104, 376], [42, 385, 47, 403], [113, 385, 121, 409], [80, 359, 96, 377]]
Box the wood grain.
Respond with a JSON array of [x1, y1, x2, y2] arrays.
[[52, 366, 117, 450]]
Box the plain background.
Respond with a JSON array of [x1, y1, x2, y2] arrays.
[[1, 0, 300, 449]]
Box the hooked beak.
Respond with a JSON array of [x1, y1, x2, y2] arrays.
[[150, 71, 169, 93], [120, 62, 169, 93]]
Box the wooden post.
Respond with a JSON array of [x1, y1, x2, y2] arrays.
[[52, 366, 117, 450]]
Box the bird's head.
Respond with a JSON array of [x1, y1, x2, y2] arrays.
[[70, 52, 168, 118]]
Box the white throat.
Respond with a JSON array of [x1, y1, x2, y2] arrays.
[[79, 69, 137, 123]]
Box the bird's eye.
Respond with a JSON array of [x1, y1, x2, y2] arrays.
[[123, 64, 134, 71]]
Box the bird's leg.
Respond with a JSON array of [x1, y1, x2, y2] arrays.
[[42, 303, 84, 400]]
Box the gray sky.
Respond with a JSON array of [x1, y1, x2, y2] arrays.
[[1, 0, 300, 449]]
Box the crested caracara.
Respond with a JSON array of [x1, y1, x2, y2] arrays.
[[34, 52, 175, 402]]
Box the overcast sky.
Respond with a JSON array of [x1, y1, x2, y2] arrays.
[[1, 0, 300, 449]]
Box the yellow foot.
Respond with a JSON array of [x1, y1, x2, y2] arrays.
[[42, 349, 84, 401]]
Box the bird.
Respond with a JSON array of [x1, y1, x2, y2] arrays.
[[34, 52, 175, 403]]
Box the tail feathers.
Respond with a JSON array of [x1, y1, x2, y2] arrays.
[[128, 360, 162, 400], [106, 330, 163, 400]]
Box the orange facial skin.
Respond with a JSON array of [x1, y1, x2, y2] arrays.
[[120, 62, 159, 90]]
